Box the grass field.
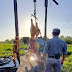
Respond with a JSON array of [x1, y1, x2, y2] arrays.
[[61, 44, 72, 72], [0, 44, 71, 57], [0, 44, 27, 57], [0, 43, 72, 72]]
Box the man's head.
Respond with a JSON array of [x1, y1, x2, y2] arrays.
[[52, 28, 60, 36]]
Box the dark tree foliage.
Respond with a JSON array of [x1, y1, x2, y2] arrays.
[[60, 36, 72, 44]]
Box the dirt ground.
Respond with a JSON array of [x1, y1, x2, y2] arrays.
[[0, 56, 44, 72], [17, 56, 44, 72]]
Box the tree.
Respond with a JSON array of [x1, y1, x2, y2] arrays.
[[60, 35, 64, 40], [60, 36, 72, 44]]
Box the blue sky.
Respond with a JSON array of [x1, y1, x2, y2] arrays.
[[0, 0, 72, 41]]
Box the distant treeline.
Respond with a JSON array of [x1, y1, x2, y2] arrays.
[[0, 38, 24, 45], [0, 36, 72, 44], [60, 36, 72, 44]]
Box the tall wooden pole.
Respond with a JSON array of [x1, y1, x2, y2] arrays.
[[13, 0, 20, 64], [44, 0, 48, 40], [44, 0, 58, 40], [14, 0, 19, 37]]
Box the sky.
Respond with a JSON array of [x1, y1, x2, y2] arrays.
[[0, 0, 72, 41]]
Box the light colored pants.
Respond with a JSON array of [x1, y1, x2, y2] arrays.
[[45, 58, 61, 72]]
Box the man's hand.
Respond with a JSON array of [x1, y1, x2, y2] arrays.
[[61, 60, 64, 65], [61, 54, 65, 65]]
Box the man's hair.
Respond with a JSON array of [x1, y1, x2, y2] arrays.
[[53, 32, 59, 36], [52, 28, 60, 36]]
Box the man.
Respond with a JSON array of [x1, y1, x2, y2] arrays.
[[43, 28, 67, 72], [36, 37, 44, 54]]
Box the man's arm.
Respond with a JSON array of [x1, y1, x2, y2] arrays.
[[61, 42, 67, 64], [61, 54, 66, 64]]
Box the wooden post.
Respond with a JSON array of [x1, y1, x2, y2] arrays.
[[44, 0, 58, 40], [13, 0, 20, 64], [14, 0, 19, 36], [44, 0, 48, 40]]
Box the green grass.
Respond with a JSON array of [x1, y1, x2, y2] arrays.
[[61, 54, 72, 72], [0, 43, 72, 71], [0, 43, 39, 58], [0, 43, 27, 57], [0, 44, 13, 55], [20, 50, 26, 55], [0, 44, 72, 57], [67, 44, 72, 55]]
